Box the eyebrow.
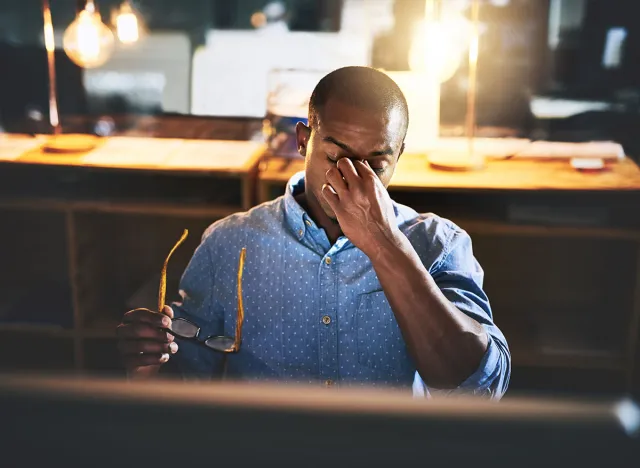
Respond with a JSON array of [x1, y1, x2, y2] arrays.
[[323, 136, 394, 158]]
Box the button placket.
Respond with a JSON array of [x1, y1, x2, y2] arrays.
[[318, 252, 338, 386]]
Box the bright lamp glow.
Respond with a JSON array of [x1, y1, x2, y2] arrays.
[[115, 2, 141, 44], [409, 11, 472, 83], [63, 1, 114, 68]]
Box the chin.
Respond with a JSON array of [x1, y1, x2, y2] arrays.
[[320, 203, 338, 223]]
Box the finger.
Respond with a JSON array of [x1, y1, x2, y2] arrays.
[[123, 353, 170, 369], [325, 166, 348, 195], [321, 183, 341, 212], [336, 157, 359, 185], [117, 322, 174, 342], [353, 159, 376, 179], [162, 305, 175, 319], [118, 340, 178, 355], [123, 308, 171, 329]]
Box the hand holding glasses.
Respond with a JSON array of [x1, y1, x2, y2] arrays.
[[166, 246, 246, 377], [117, 229, 246, 379]]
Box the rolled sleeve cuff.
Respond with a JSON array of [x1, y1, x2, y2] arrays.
[[460, 336, 500, 389], [458, 333, 510, 399], [413, 334, 510, 400]]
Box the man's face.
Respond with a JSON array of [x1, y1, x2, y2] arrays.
[[296, 98, 406, 221]]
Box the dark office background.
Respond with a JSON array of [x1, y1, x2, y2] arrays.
[[1, 0, 640, 158]]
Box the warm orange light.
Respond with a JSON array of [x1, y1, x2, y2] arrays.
[[250, 12, 267, 29], [63, 0, 114, 68], [115, 2, 142, 44], [43, 8, 55, 53], [408, 2, 472, 83]]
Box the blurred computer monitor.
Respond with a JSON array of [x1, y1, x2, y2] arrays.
[[0, 374, 638, 468]]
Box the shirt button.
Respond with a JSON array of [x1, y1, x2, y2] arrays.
[[325, 379, 334, 387], [322, 315, 331, 325], [305, 220, 312, 227], [298, 229, 304, 237], [325, 257, 332, 265]]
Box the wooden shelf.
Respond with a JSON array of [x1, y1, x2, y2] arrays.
[[0, 323, 74, 338], [80, 324, 118, 339], [512, 349, 626, 371], [455, 218, 640, 241], [0, 198, 240, 219]]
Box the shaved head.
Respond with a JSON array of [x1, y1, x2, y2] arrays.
[[308, 66, 409, 138]]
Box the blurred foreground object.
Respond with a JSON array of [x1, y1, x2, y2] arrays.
[[0, 374, 638, 467]]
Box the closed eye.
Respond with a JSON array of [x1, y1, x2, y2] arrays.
[[328, 155, 386, 174], [326, 154, 338, 164]]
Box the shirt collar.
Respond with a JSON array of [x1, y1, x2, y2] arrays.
[[283, 171, 403, 241], [283, 171, 312, 241]]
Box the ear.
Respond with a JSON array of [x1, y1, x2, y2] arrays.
[[295, 121, 311, 157], [398, 142, 405, 161]]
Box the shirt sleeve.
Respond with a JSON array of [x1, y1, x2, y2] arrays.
[[416, 228, 511, 399], [160, 227, 225, 379]]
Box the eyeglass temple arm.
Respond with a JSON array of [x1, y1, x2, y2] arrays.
[[233, 247, 246, 351], [158, 229, 189, 313]]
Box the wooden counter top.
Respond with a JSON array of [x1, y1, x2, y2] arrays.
[[259, 152, 640, 193], [0, 134, 265, 176], [0, 134, 265, 210]]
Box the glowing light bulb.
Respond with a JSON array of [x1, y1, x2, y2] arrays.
[[63, 2, 114, 68], [115, 2, 141, 44], [409, 12, 472, 83]]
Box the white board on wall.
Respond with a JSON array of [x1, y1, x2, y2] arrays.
[[84, 33, 191, 114], [191, 30, 370, 117]]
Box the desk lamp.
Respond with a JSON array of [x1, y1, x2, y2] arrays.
[[410, 0, 484, 171], [41, 0, 142, 153]]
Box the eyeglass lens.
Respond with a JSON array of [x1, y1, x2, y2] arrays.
[[170, 318, 199, 339], [205, 336, 236, 353]]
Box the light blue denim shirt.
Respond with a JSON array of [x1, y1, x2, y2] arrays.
[[168, 172, 510, 398]]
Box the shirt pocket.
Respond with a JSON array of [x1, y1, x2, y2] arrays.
[[356, 290, 415, 375]]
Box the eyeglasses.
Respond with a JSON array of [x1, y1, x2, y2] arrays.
[[159, 230, 246, 377]]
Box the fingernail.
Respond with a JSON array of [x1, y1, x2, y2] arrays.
[[166, 333, 174, 342], [162, 316, 171, 327], [160, 354, 170, 363], [169, 342, 179, 354]]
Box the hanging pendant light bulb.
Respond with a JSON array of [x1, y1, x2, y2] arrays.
[[114, 1, 144, 44], [63, 0, 115, 68], [408, 0, 472, 83]]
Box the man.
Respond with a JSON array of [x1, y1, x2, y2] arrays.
[[117, 66, 510, 397]]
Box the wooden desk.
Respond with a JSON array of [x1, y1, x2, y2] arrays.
[[0, 134, 263, 375], [3, 135, 264, 210], [259, 152, 640, 196], [259, 153, 640, 396]]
